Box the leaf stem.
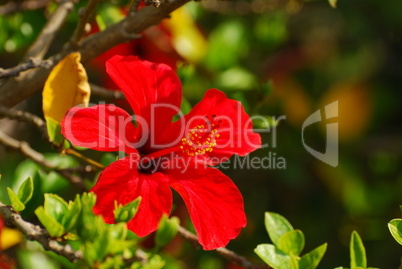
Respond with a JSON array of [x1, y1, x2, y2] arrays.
[[64, 148, 105, 169]]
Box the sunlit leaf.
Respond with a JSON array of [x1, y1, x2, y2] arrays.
[[96, 3, 124, 31], [131, 254, 166, 269], [7, 187, 25, 212], [388, 219, 402, 245], [46, 117, 64, 145], [35, 206, 65, 237], [299, 243, 327, 269], [114, 197, 141, 223], [43, 194, 68, 224], [155, 215, 180, 248], [17, 177, 33, 205], [217, 66, 257, 91], [264, 212, 294, 246], [350, 231, 366, 268], [277, 229, 305, 256], [18, 248, 60, 269], [255, 244, 298, 269]]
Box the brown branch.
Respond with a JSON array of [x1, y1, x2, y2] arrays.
[[0, 105, 46, 133], [0, 58, 52, 79], [0, 130, 86, 191], [23, 0, 75, 61], [69, 0, 100, 49], [0, 0, 190, 108], [0, 0, 51, 15], [0, 202, 83, 262], [0, 202, 152, 265], [90, 83, 125, 100], [177, 226, 271, 269]]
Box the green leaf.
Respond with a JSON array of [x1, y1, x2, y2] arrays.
[[44, 153, 79, 169], [35, 206, 65, 237], [61, 195, 82, 231], [99, 256, 125, 269], [44, 194, 69, 223], [109, 222, 127, 241], [132, 254, 165, 269], [96, 3, 124, 30], [264, 212, 294, 246], [17, 248, 60, 269], [217, 66, 257, 91], [388, 219, 402, 245], [100, 153, 117, 167], [7, 187, 25, 211], [299, 243, 327, 269], [328, 0, 337, 8], [17, 177, 33, 205], [114, 197, 141, 223], [155, 215, 180, 248], [12, 159, 39, 192], [40, 171, 70, 194], [46, 117, 64, 145], [278, 229, 305, 256], [350, 231, 367, 268], [255, 244, 298, 269], [260, 80, 274, 97], [204, 20, 248, 70]]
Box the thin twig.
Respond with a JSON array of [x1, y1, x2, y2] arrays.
[[90, 83, 125, 100], [23, 0, 75, 61], [0, 58, 51, 78], [0, 130, 86, 191], [0, 0, 51, 15], [177, 226, 271, 269], [0, 201, 154, 265], [64, 148, 105, 169], [69, 0, 101, 49], [0, 58, 52, 79], [0, 202, 83, 262], [0, 105, 46, 133]]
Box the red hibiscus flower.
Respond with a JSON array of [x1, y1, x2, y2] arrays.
[[61, 55, 261, 250]]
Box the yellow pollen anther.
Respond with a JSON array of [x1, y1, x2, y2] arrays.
[[180, 119, 220, 156]]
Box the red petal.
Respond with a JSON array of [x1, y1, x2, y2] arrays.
[[61, 104, 137, 153], [106, 55, 182, 145], [165, 163, 246, 250], [162, 89, 261, 164], [91, 157, 172, 237]]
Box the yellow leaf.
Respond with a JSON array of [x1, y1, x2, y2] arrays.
[[164, 7, 207, 63], [320, 82, 372, 141], [43, 52, 90, 123], [1, 227, 22, 250]]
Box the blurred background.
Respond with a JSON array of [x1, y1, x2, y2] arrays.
[[0, 0, 401, 267]]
